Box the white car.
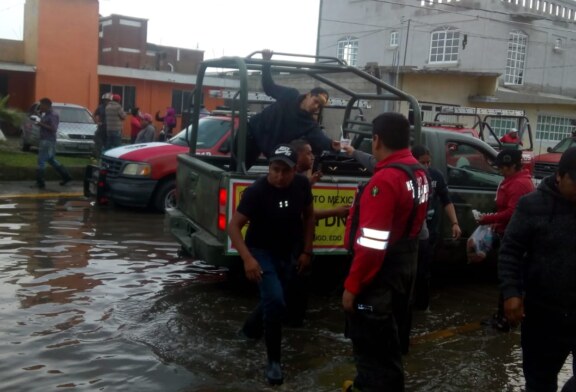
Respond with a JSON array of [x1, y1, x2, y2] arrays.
[[21, 102, 97, 154]]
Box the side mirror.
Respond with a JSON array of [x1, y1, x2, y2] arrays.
[[547, 147, 553, 153]]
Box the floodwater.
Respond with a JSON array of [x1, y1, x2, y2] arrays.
[[0, 194, 572, 391]]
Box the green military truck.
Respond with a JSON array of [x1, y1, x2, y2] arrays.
[[167, 52, 503, 267]]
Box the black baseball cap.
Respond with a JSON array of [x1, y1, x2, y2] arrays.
[[495, 149, 522, 167], [269, 144, 298, 168], [558, 147, 576, 181]]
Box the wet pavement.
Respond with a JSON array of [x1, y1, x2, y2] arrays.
[[0, 185, 572, 391]]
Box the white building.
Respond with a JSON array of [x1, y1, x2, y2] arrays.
[[317, 0, 576, 151]]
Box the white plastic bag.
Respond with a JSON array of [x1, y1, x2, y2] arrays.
[[466, 225, 494, 263]]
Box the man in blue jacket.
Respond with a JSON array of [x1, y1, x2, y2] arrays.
[[499, 147, 576, 392], [233, 49, 339, 170]]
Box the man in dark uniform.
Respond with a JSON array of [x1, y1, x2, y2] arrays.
[[342, 112, 429, 392], [499, 147, 576, 392], [227, 144, 315, 386], [232, 49, 339, 170]]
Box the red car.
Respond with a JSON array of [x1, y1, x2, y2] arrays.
[[84, 115, 235, 212], [533, 136, 576, 180]]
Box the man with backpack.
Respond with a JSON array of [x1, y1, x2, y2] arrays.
[[342, 112, 429, 392]]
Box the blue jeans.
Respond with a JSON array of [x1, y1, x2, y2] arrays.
[[243, 248, 297, 362], [105, 130, 122, 150], [38, 139, 61, 170]]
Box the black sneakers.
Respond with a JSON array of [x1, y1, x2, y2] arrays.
[[265, 361, 283, 385]]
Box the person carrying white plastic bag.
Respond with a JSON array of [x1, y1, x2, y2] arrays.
[[466, 223, 494, 263]]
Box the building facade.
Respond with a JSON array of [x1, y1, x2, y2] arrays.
[[317, 0, 576, 150], [0, 0, 232, 138]]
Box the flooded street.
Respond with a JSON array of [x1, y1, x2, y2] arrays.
[[0, 192, 572, 391]]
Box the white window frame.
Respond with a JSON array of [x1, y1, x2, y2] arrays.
[[536, 114, 575, 142], [390, 31, 399, 47], [337, 36, 359, 66], [505, 31, 528, 85], [429, 27, 460, 64]]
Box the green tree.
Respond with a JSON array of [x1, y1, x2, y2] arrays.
[[0, 95, 25, 128]]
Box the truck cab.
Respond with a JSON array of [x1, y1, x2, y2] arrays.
[[167, 52, 502, 267], [424, 106, 535, 174]]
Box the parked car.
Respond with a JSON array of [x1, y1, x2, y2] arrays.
[[533, 136, 576, 180], [21, 102, 97, 154], [84, 114, 236, 212]]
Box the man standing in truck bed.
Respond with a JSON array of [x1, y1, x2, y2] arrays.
[[233, 49, 339, 170]]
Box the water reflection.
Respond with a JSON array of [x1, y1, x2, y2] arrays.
[[0, 195, 572, 391]]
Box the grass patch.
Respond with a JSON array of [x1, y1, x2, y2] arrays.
[[0, 149, 91, 168]]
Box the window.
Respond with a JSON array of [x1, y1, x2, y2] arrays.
[[445, 142, 502, 189], [485, 118, 518, 138], [171, 89, 193, 114], [505, 31, 527, 85], [429, 27, 460, 63], [390, 31, 399, 47], [99, 84, 136, 111], [337, 36, 359, 66], [536, 115, 575, 142]]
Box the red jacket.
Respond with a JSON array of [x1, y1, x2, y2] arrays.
[[479, 169, 534, 235], [500, 133, 523, 145], [344, 149, 429, 296]]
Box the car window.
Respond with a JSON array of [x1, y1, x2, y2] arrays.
[[54, 107, 95, 124], [170, 117, 232, 148], [446, 142, 502, 189], [551, 137, 576, 153]]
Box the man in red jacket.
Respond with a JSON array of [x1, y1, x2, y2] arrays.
[[478, 149, 535, 331], [342, 112, 429, 392], [500, 128, 523, 145]]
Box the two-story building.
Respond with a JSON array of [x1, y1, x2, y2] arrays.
[[0, 0, 235, 137], [317, 0, 576, 151]]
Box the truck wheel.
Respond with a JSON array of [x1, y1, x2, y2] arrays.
[[153, 179, 176, 212]]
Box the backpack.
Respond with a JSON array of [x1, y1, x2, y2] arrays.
[[346, 163, 425, 254]]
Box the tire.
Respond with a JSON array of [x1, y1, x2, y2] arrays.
[[153, 179, 176, 212]]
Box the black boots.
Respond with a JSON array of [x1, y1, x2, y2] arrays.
[[35, 169, 45, 189], [265, 361, 283, 386], [54, 164, 72, 186]]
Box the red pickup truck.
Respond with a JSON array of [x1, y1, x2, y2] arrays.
[[84, 115, 235, 212], [533, 136, 576, 180]]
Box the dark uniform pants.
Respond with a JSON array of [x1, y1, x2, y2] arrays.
[[522, 307, 576, 392]]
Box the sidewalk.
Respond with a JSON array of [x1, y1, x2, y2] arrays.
[[0, 181, 84, 198]]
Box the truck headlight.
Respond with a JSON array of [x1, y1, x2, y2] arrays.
[[122, 163, 152, 176]]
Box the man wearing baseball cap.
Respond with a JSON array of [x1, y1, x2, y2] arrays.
[[499, 146, 576, 391], [104, 93, 126, 150], [477, 149, 534, 331], [500, 128, 523, 145], [227, 144, 315, 386]]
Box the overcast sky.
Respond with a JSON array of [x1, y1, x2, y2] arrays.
[[0, 0, 321, 59]]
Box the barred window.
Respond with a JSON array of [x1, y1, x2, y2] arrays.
[[337, 36, 359, 66], [429, 27, 459, 64], [536, 115, 575, 142], [505, 31, 527, 85]]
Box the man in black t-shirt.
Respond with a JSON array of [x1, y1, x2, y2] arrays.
[[227, 144, 315, 386]]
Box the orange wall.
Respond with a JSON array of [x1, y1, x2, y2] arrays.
[[98, 76, 224, 138], [34, 0, 99, 110]]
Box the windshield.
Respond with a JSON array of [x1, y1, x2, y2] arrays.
[[169, 117, 232, 148], [54, 107, 95, 124], [552, 137, 576, 153]]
